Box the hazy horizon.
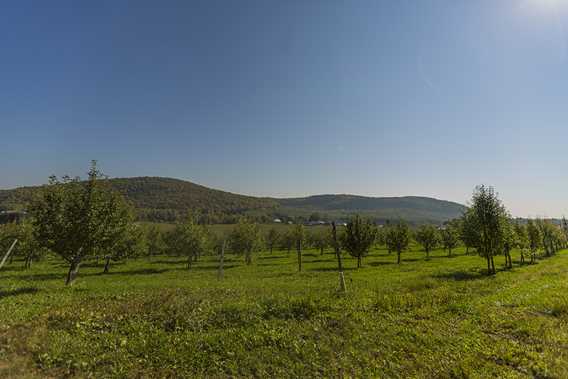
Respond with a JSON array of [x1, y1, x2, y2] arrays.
[[2, 0, 567, 218]]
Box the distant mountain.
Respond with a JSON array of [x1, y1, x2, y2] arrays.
[[276, 195, 466, 224], [0, 177, 466, 224]]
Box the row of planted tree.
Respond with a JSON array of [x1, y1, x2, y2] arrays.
[[1, 163, 566, 286]]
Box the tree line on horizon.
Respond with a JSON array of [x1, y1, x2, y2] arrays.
[[1, 163, 567, 286]]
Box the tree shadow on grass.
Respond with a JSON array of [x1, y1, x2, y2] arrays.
[[187, 264, 238, 271], [306, 259, 333, 264], [0, 265, 26, 273], [0, 273, 63, 282], [308, 267, 358, 272], [367, 261, 395, 267], [149, 259, 188, 265], [256, 262, 283, 267], [0, 287, 39, 299], [259, 255, 286, 260], [268, 272, 297, 278], [433, 269, 489, 281], [89, 268, 170, 277]]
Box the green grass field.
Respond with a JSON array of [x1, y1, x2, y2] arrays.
[[1, 246, 568, 378]]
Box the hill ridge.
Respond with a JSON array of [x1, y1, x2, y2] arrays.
[[0, 176, 466, 224]]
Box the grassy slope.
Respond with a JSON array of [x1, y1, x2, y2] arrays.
[[1, 247, 568, 378]]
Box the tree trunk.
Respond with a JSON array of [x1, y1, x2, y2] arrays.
[[218, 240, 225, 280], [320, 247, 324, 255], [466, 246, 469, 255], [490, 256, 496, 274], [187, 255, 192, 269], [520, 250, 525, 264], [397, 251, 401, 264], [25, 256, 32, 269], [487, 256, 491, 275], [297, 239, 302, 272], [66, 259, 81, 286], [426, 249, 430, 259], [357, 255, 361, 268], [245, 251, 252, 265], [103, 256, 111, 273]]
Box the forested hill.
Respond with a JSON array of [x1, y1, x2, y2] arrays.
[[0, 177, 466, 224]]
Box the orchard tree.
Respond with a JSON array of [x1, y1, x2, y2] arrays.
[[386, 221, 410, 264], [229, 219, 261, 265], [265, 228, 279, 254], [280, 230, 295, 255], [167, 217, 209, 269], [441, 222, 460, 257], [515, 223, 529, 265], [293, 224, 306, 272], [526, 220, 541, 264], [146, 225, 165, 256], [462, 185, 509, 275], [17, 221, 46, 269], [341, 215, 376, 268], [501, 220, 516, 269], [374, 226, 386, 250], [460, 213, 478, 255], [29, 162, 134, 285], [103, 224, 147, 273], [415, 224, 439, 259], [310, 229, 330, 255]]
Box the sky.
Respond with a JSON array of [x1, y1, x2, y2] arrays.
[[1, 0, 567, 217]]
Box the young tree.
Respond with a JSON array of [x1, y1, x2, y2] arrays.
[[279, 230, 295, 255], [415, 224, 439, 259], [310, 229, 330, 255], [441, 223, 459, 257], [462, 185, 509, 275], [341, 215, 376, 268], [29, 162, 134, 285], [146, 225, 165, 256], [17, 221, 46, 269], [229, 219, 261, 265], [167, 217, 209, 269], [386, 221, 410, 264], [374, 226, 386, 250], [460, 213, 478, 255], [501, 220, 516, 269], [526, 219, 541, 264], [515, 223, 529, 265], [265, 228, 279, 254], [293, 224, 306, 272], [103, 223, 147, 273]]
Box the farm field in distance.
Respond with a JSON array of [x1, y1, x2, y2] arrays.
[[1, 245, 568, 378]]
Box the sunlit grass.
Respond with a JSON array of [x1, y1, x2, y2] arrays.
[[1, 246, 568, 377]]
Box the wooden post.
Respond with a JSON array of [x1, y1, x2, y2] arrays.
[[0, 239, 18, 269], [332, 222, 346, 292]]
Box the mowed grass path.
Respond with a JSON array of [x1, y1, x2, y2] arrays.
[[1, 247, 568, 378]]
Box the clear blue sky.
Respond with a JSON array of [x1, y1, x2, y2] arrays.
[[1, 0, 567, 217]]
